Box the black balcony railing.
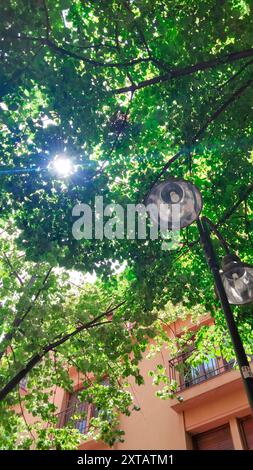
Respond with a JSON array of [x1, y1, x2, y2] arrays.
[[168, 349, 235, 392]]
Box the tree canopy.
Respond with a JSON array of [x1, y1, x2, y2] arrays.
[[0, 0, 253, 449]]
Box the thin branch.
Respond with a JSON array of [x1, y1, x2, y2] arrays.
[[157, 317, 179, 340], [167, 182, 253, 267], [217, 183, 253, 227], [115, 22, 135, 87], [9, 345, 36, 443], [5, 33, 118, 51], [192, 78, 253, 142], [2, 253, 24, 286], [216, 58, 253, 93], [45, 38, 151, 67], [69, 42, 119, 51], [41, 0, 51, 38], [94, 91, 135, 178], [120, 0, 152, 59], [5, 34, 152, 68], [148, 77, 253, 190], [202, 216, 230, 254], [16, 268, 52, 325], [0, 268, 53, 361], [108, 92, 134, 153]]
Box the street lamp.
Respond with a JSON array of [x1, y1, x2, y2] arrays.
[[146, 177, 203, 229], [147, 177, 253, 414], [221, 254, 253, 305]]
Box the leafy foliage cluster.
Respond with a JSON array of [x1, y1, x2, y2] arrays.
[[0, 0, 253, 449]]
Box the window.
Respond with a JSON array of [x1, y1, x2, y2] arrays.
[[193, 424, 234, 450], [240, 415, 253, 449], [57, 379, 110, 434], [60, 390, 97, 434]]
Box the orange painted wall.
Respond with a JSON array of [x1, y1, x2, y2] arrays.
[[114, 348, 187, 450]]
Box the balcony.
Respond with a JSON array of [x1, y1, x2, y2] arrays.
[[168, 349, 235, 393]]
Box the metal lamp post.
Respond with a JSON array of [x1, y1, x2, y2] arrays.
[[147, 177, 253, 414]]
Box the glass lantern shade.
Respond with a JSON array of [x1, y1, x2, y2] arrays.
[[220, 254, 253, 305], [146, 178, 203, 229]]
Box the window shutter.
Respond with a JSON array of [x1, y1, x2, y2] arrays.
[[193, 424, 234, 450], [240, 416, 253, 450]]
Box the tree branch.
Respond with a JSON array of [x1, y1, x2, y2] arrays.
[[0, 301, 125, 402], [2, 253, 24, 286], [148, 77, 253, 190], [0, 268, 53, 361], [216, 58, 253, 93], [94, 91, 135, 179], [42, 0, 51, 38], [171, 182, 253, 259], [217, 183, 253, 227], [114, 48, 253, 93], [9, 345, 36, 443], [119, 0, 152, 60], [5, 34, 152, 68], [45, 38, 151, 67]]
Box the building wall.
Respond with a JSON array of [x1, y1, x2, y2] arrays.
[[113, 350, 251, 450], [114, 348, 187, 450], [113, 315, 252, 450]]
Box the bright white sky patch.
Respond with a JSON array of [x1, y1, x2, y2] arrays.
[[54, 268, 97, 288], [84, 272, 97, 284], [42, 115, 57, 128], [111, 260, 127, 275], [0, 102, 8, 111]]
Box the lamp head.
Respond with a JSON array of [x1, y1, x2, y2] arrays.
[[220, 254, 253, 305], [146, 177, 203, 229]]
